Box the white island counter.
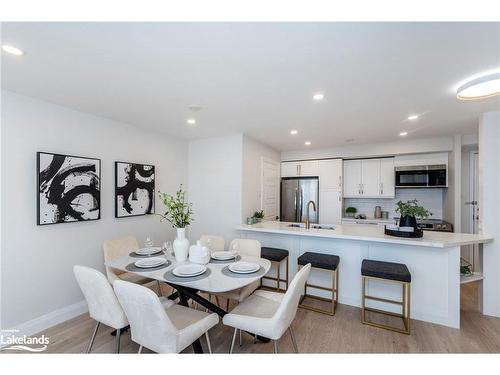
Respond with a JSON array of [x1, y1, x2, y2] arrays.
[[236, 221, 493, 328]]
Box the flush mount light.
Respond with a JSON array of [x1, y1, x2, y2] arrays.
[[407, 115, 419, 120], [305, 141, 312, 146], [290, 130, 298, 135], [312, 93, 324, 101], [399, 131, 408, 137], [2, 44, 23, 56], [186, 118, 196, 125], [456, 71, 500, 100]]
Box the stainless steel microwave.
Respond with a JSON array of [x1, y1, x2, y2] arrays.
[[395, 165, 447, 188]]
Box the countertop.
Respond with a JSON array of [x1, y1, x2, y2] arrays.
[[236, 221, 493, 248]]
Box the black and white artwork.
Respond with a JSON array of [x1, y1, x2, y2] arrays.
[[115, 161, 155, 218], [37, 152, 101, 225]]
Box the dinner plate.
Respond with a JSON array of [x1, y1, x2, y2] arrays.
[[228, 261, 260, 274], [135, 247, 163, 256], [211, 251, 237, 260], [134, 257, 167, 269], [173, 264, 207, 278]]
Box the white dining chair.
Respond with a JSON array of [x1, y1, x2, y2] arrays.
[[223, 263, 311, 353], [73, 265, 130, 353], [212, 239, 262, 311], [114, 280, 219, 354], [103, 235, 162, 295], [200, 235, 225, 252]]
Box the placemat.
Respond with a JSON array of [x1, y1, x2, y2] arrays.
[[209, 255, 241, 264], [221, 265, 266, 278], [163, 268, 212, 283], [125, 260, 171, 272]]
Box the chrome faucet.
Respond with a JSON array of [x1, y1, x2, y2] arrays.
[[305, 200, 317, 229]]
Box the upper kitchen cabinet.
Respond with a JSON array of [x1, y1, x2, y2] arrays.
[[343, 157, 395, 198], [281, 160, 319, 177], [318, 159, 343, 191]]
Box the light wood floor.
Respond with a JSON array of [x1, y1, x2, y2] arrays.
[[4, 282, 500, 354]]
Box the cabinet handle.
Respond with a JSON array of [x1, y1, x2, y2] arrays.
[[358, 184, 361, 195], [380, 183, 383, 195], [339, 175, 342, 187], [296, 165, 299, 175]]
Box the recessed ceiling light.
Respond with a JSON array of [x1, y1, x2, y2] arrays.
[[187, 118, 196, 125], [407, 115, 419, 120], [290, 130, 298, 135], [456, 71, 500, 100], [305, 141, 312, 146], [399, 131, 408, 137], [312, 93, 324, 101], [2, 44, 23, 56]]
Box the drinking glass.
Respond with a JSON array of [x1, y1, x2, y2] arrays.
[[144, 236, 154, 248]]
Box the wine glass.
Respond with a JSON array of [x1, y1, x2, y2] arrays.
[[144, 236, 154, 248], [231, 240, 239, 255]]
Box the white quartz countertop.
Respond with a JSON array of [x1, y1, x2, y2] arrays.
[[236, 221, 493, 248]]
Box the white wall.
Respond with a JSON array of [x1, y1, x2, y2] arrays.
[[242, 135, 281, 221], [281, 136, 454, 161], [187, 134, 243, 244], [479, 111, 500, 318], [0, 91, 188, 332]]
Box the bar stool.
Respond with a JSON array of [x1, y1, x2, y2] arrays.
[[260, 247, 289, 292], [298, 252, 339, 316], [361, 259, 411, 335]]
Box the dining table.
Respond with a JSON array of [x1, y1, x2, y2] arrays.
[[105, 249, 272, 353]]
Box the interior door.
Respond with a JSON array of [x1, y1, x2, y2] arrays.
[[261, 157, 280, 220], [361, 159, 381, 197], [379, 158, 395, 197], [343, 160, 362, 197]]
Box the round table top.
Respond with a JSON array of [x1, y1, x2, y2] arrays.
[[105, 251, 271, 293]]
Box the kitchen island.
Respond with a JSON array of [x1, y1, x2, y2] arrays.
[[236, 221, 493, 328]]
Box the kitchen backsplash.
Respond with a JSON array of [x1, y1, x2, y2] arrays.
[[344, 189, 444, 220]]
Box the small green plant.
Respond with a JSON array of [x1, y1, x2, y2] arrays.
[[395, 199, 431, 219], [253, 210, 264, 219], [157, 184, 193, 228], [345, 207, 357, 214]]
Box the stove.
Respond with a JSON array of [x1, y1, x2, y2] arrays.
[[416, 219, 453, 232]]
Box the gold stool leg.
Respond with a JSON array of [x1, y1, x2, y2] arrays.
[[276, 260, 281, 291], [361, 276, 366, 323], [285, 256, 289, 291]]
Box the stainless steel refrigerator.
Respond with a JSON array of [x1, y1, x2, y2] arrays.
[[280, 177, 319, 223]]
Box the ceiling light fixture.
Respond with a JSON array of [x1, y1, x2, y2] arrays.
[[290, 130, 298, 135], [407, 115, 419, 120], [456, 70, 500, 100], [305, 141, 312, 146], [312, 93, 324, 101], [187, 118, 196, 125], [399, 131, 408, 137], [2, 44, 23, 56]]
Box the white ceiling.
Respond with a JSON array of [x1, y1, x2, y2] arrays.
[[2, 22, 500, 151]]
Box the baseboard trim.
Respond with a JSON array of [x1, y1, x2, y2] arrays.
[[1, 300, 88, 347]]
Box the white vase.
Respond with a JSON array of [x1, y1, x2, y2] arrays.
[[173, 228, 189, 262]]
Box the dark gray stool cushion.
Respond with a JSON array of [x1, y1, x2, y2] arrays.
[[361, 259, 411, 283], [261, 247, 289, 262], [298, 252, 340, 271]]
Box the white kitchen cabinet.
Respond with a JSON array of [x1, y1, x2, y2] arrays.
[[379, 158, 395, 197], [319, 190, 342, 224], [318, 159, 343, 191], [343, 160, 362, 197], [281, 160, 319, 177], [343, 158, 395, 198]]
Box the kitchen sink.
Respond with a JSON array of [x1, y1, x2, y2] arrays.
[[287, 224, 335, 230]]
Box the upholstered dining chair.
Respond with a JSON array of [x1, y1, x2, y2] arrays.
[[103, 235, 162, 295], [223, 263, 311, 353], [73, 265, 130, 353], [211, 239, 262, 311], [200, 235, 225, 252], [114, 280, 219, 354]]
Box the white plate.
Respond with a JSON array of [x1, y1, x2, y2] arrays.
[[135, 247, 162, 256], [211, 251, 237, 260], [228, 261, 260, 274], [173, 264, 207, 278], [134, 257, 167, 269]]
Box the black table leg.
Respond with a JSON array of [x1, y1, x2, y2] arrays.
[[176, 287, 204, 353]]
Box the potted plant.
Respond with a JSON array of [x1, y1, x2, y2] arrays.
[[158, 185, 193, 261], [395, 199, 431, 229], [252, 210, 264, 223], [345, 207, 357, 218]]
